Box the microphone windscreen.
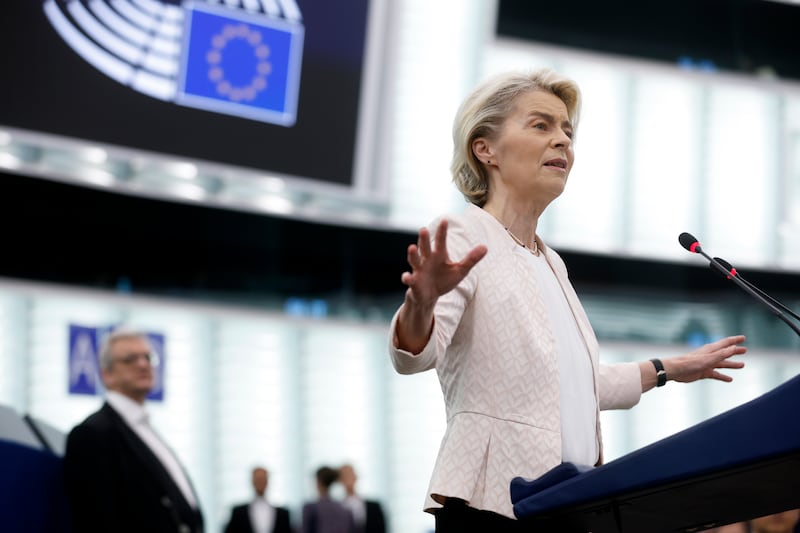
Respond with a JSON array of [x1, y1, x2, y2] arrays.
[[713, 257, 733, 271], [678, 232, 699, 252]]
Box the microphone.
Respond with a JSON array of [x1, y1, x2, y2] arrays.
[[678, 232, 703, 254], [678, 232, 800, 337], [678, 232, 750, 285], [711, 257, 738, 280]]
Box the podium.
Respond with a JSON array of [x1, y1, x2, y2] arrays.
[[0, 405, 71, 533], [511, 374, 800, 533]]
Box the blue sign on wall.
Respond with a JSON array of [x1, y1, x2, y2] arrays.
[[68, 325, 102, 396], [68, 325, 166, 402], [146, 332, 165, 402]]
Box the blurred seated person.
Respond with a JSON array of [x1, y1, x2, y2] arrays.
[[224, 466, 291, 533]]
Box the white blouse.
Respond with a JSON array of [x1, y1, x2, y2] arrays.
[[523, 250, 597, 465]]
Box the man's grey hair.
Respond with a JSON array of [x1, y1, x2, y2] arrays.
[[98, 327, 150, 371]]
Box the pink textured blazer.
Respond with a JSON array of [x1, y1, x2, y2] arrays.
[[389, 203, 643, 519]]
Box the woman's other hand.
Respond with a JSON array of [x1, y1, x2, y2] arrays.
[[665, 335, 747, 384]]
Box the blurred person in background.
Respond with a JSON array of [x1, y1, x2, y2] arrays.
[[224, 466, 291, 533], [63, 327, 203, 533], [339, 464, 386, 533], [388, 67, 748, 532], [301, 466, 354, 533]]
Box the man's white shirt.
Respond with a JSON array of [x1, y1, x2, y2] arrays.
[[249, 497, 276, 533], [106, 391, 198, 508], [343, 495, 366, 527]]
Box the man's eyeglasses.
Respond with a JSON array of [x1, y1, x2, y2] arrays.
[[113, 352, 154, 365]]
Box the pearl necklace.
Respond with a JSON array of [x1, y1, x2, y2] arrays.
[[505, 227, 540, 256]]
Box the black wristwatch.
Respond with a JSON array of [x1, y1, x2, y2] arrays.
[[650, 358, 667, 387]]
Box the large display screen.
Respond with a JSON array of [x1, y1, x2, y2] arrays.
[[0, 0, 381, 190]]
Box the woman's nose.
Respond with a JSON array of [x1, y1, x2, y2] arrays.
[[552, 129, 572, 148]]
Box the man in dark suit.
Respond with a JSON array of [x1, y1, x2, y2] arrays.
[[224, 466, 292, 533], [63, 328, 203, 533], [339, 464, 386, 533]]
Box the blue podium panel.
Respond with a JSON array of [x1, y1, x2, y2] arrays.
[[0, 405, 70, 532], [512, 374, 800, 533], [0, 440, 71, 533]]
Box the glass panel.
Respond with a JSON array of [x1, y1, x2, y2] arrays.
[[215, 320, 298, 524], [300, 327, 380, 497], [386, 367, 445, 533], [0, 289, 27, 410], [387, 0, 484, 229], [781, 93, 800, 265], [705, 83, 776, 265], [628, 74, 700, 257]]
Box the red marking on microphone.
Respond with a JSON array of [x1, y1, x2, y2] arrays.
[[689, 242, 700, 253], [727, 267, 737, 280]]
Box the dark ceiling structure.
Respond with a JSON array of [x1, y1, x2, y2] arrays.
[[497, 0, 800, 81]]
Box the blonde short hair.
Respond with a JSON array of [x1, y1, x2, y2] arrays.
[[450, 68, 581, 206]]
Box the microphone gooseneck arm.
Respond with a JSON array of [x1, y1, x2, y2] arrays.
[[678, 232, 800, 338], [712, 257, 800, 324]]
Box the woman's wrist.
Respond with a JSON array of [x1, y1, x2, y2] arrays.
[[395, 301, 435, 354]]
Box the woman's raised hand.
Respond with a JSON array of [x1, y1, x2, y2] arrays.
[[401, 219, 488, 309]]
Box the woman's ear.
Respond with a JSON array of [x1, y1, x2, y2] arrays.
[[472, 138, 493, 165]]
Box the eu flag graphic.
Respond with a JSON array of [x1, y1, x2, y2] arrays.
[[178, 3, 304, 126]]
